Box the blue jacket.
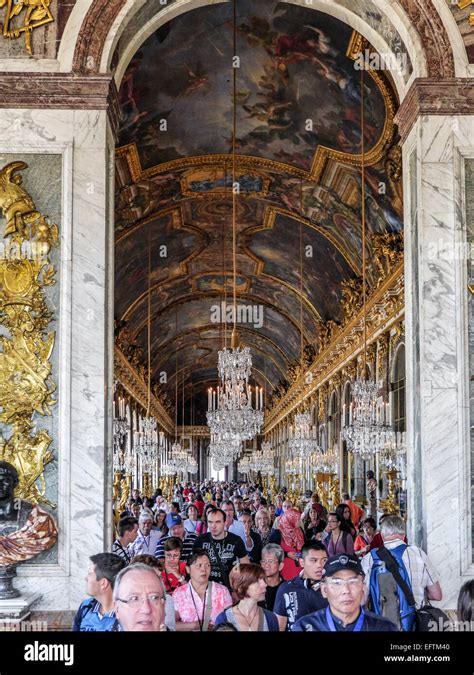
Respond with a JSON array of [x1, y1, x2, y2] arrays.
[[72, 599, 119, 632], [274, 574, 327, 630], [292, 607, 398, 632]]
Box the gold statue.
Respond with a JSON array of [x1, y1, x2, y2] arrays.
[[0, 1, 54, 56], [371, 232, 403, 286], [341, 277, 363, 323], [0, 161, 59, 507], [0, 162, 40, 239]]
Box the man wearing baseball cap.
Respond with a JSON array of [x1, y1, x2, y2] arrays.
[[291, 554, 398, 632], [154, 513, 198, 562]]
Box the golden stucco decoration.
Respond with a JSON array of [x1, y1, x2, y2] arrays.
[[0, 161, 58, 507], [0, 0, 53, 55]]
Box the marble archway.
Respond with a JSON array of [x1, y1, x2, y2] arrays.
[[59, 0, 465, 84], [0, 0, 471, 619]]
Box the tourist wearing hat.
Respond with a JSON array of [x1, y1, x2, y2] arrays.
[[154, 513, 198, 563], [291, 554, 398, 632]]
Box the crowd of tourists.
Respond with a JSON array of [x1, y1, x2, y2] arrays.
[[72, 480, 473, 632]]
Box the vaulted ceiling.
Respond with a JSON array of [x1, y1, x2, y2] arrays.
[[114, 0, 403, 423]]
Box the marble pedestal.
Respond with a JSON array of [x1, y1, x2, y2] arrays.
[[0, 593, 41, 623]]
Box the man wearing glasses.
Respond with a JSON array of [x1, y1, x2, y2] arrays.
[[292, 554, 398, 632], [114, 564, 167, 631]]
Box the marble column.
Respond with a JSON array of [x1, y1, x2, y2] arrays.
[[0, 108, 113, 612], [403, 115, 474, 608]]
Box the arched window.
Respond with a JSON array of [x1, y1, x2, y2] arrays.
[[343, 381, 351, 427], [391, 344, 406, 432], [327, 391, 339, 447]]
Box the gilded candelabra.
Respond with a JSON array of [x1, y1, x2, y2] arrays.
[[269, 475, 278, 502], [0, 161, 59, 507], [379, 468, 399, 514], [313, 472, 330, 511], [328, 474, 340, 510]]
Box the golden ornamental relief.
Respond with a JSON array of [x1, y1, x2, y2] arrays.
[[0, 161, 58, 507], [0, 0, 54, 55]]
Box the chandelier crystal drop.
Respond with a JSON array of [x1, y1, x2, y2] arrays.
[[288, 412, 320, 458]]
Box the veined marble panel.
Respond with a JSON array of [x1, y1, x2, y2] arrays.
[[404, 114, 474, 609]]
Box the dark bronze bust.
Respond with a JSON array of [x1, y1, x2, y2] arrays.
[[0, 460, 58, 597]]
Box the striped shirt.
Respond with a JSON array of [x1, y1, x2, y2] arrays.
[[112, 539, 133, 564], [129, 529, 163, 558], [362, 539, 440, 608], [155, 532, 198, 562]]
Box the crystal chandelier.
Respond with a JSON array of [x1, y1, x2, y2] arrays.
[[237, 455, 251, 477], [285, 455, 300, 476], [288, 412, 319, 458], [208, 432, 241, 465], [379, 431, 406, 471], [341, 382, 392, 460], [135, 415, 159, 473], [312, 443, 339, 474], [207, 363, 264, 444]]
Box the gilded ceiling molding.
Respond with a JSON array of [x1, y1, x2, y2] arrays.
[[264, 262, 404, 433], [115, 205, 186, 244], [377, 333, 390, 382], [114, 345, 174, 435], [180, 165, 271, 200], [190, 271, 252, 295], [394, 78, 474, 143], [389, 322, 404, 354]]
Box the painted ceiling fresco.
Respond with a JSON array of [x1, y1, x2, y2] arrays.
[[114, 0, 404, 412], [118, 0, 386, 172]]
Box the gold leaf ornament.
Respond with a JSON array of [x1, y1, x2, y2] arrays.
[[0, 161, 58, 506]]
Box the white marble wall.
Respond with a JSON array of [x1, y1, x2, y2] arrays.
[[403, 115, 474, 609], [0, 108, 113, 611]]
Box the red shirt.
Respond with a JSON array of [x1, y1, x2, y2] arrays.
[[193, 499, 205, 517], [162, 561, 187, 595]]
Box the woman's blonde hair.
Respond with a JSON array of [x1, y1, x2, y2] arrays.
[[254, 508, 270, 526]]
